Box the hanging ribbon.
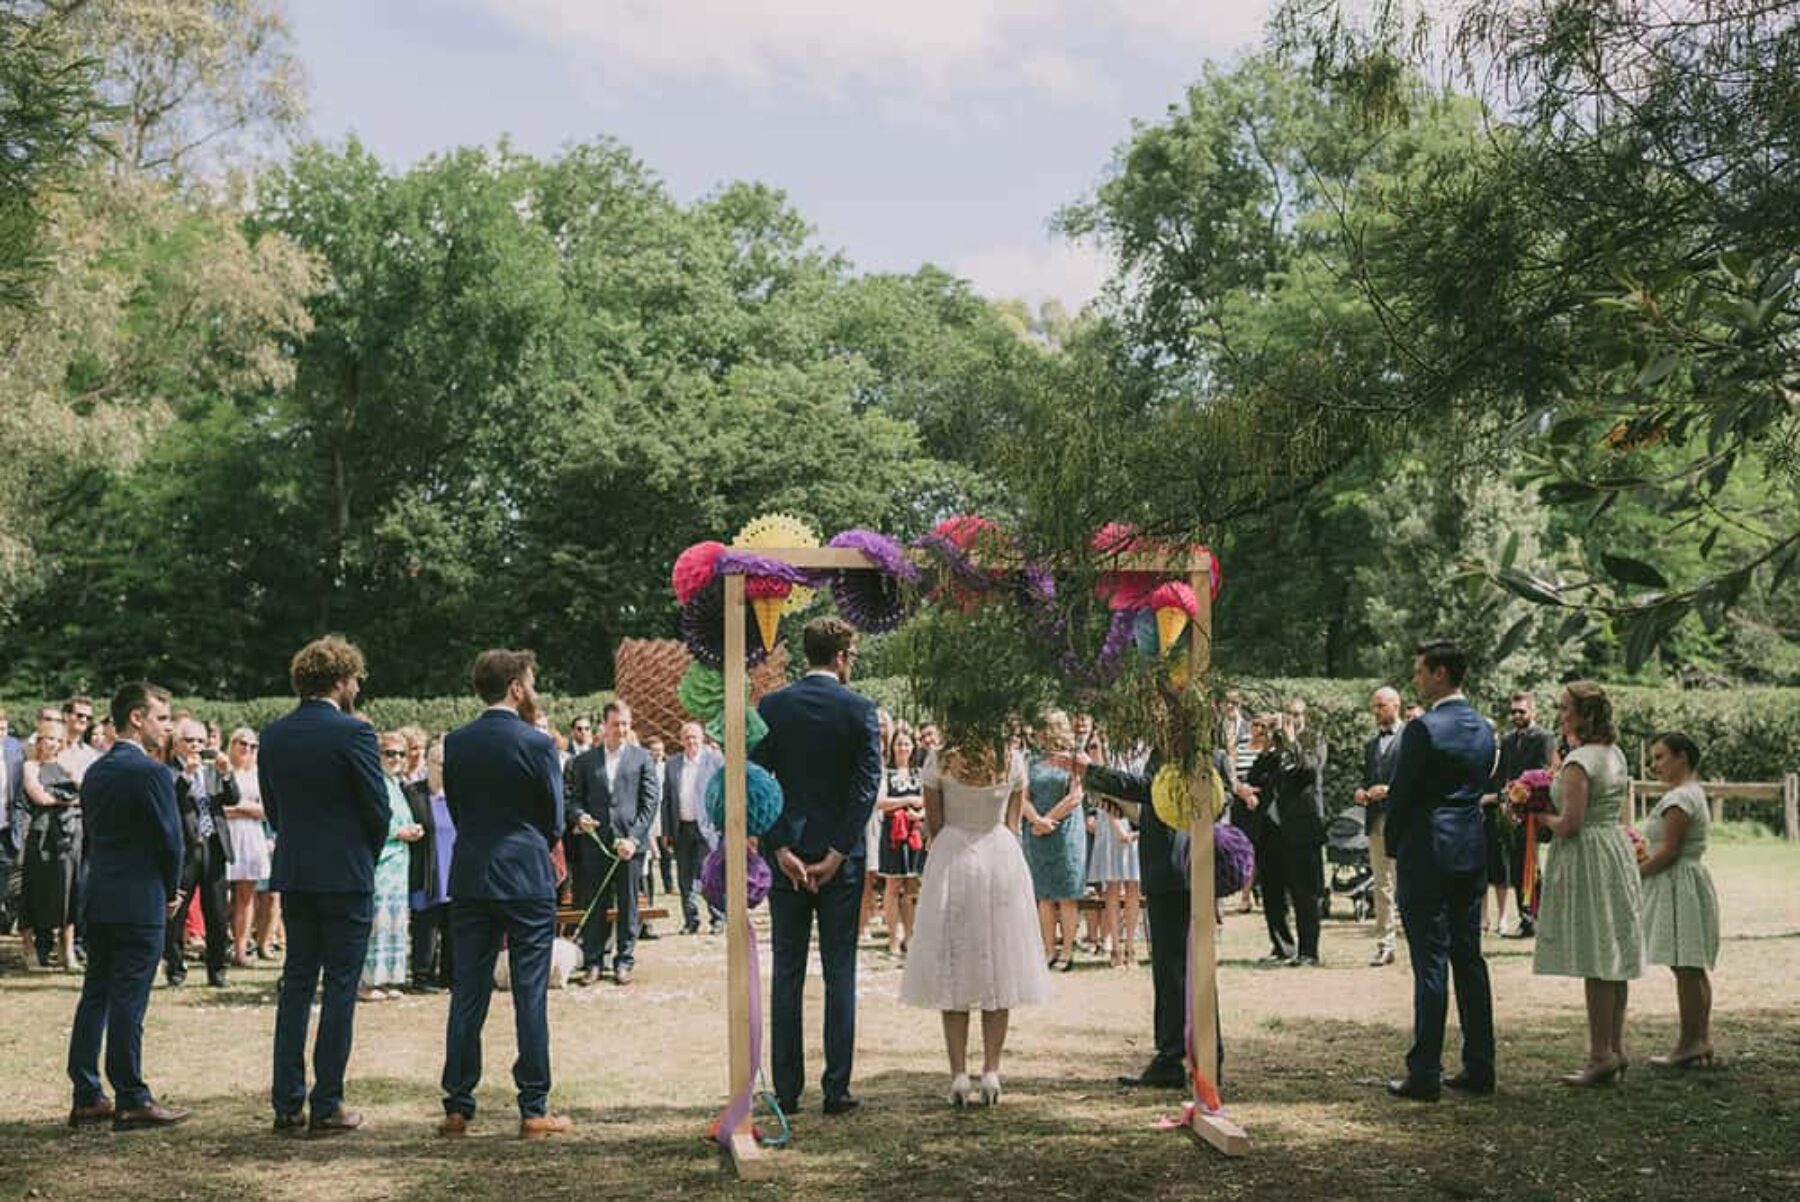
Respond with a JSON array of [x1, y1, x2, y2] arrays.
[[1183, 943, 1224, 1114], [1520, 815, 1539, 909], [711, 908, 765, 1149], [571, 832, 624, 939]]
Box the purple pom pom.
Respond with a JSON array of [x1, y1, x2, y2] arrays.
[[1213, 823, 1256, 896], [700, 845, 773, 913]]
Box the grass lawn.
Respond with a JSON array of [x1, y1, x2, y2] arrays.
[[2, 840, 1796, 1200]]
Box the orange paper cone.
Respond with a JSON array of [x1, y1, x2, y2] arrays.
[[752, 596, 783, 654], [1154, 606, 1189, 654]]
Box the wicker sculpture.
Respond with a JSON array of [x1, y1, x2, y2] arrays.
[[612, 637, 789, 748]]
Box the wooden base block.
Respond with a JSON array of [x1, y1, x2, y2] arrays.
[[1189, 1111, 1251, 1157], [727, 1131, 779, 1180]]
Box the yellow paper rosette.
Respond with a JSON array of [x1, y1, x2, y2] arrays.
[[1150, 763, 1226, 828], [733, 512, 819, 613]]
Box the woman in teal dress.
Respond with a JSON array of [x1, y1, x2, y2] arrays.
[[362, 731, 424, 999], [1532, 682, 1643, 1086], [1021, 711, 1085, 971], [1639, 731, 1720, 1068]]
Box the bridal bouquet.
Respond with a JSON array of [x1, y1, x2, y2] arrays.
[[1623, 824, 1649, 864], [1505, 768, 1555, 906]]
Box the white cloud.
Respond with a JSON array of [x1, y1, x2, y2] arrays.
[[475, 0, 1272, 105], [953, 238, 1114, 312]]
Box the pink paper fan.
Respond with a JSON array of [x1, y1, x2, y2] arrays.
[[672, 541, 728, 605], [745, 576, 792, 601], [1145, 580, 1199, 618]]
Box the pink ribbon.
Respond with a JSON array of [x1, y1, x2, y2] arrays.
[[713, 912, 763, 1148]]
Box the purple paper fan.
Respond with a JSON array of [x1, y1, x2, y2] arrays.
[[715, 551, 817, 586], [825, 529, 918, 632], [701, 844, 773, 912], [679, 576, 771, 669]]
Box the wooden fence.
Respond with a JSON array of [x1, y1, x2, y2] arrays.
[[1628, 773, 1800, 841]]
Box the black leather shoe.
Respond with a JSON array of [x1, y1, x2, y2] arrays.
[[165, 973, 186, 988], [1118, 1063, 1187, 1089], [272, 1112, 308, 1136], [1287, 956, 1320, 968], [1387, 1077, 1441, 1102], [1444, 1071, 1495, 1096], [206, 970, 229, 988], [637, 926, 660, 941], [410, 979, 445, 995], [822, 1094, 862, 1116], [775, 1097, 799, 1115]]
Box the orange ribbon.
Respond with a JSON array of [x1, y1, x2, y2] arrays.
[[1520, 814, 1538, 908]]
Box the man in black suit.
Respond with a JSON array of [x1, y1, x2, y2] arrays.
[[1356, 687, 1405, 968], [661, 721, 723, 935], [259, 636, 391, 1137], [439, 648, 572, 1140], [1487, 691, 1556, 938], [565, 700, 659, 986], [753, 617, 883, 1116], [0, 707, 24, 934], [163, 717, 234, 988], [65, 682, 189, 1131], [1250, 700, 1328, 966]]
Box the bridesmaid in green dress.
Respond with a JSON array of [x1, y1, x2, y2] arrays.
[[1532, 682, 1642, 1086], [1640, 731, 1719, 1068]]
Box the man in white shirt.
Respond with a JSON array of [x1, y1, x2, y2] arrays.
[[661, 722, 723, 935]]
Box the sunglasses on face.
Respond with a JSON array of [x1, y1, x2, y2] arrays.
[[234, 739, 258, 749], [381, 749, 405, 759], [72, 712, 92, 722], [1509, 708, 1528, 716]]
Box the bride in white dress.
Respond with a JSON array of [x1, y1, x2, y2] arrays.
[[899, 743, 1053, 1106]]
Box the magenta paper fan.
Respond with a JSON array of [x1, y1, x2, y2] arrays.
[[672, 541, 728, 606]]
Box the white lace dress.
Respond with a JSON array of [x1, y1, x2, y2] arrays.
[[899, 751, 1053, 1012]]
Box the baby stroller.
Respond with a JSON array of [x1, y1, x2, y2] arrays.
[[1324, 811, 1375, 922]]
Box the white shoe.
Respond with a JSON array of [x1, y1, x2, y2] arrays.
[[949, 1074, 973, 1109], [980, 1072, 1002, 1106]]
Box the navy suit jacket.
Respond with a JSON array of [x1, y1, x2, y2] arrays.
[[752, 673, 882, 863], [444, 708, 564, 901], [80, 742, 184, 926], [1386, 698, 1497, 901], [3, 735, 24, 852], [565, 742, 659, 846], [259, 699, 390, 894]]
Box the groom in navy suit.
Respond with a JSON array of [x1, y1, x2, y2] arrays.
[[260, 636, 391, 1136], [753, 617, 883, 1116], [1385, 640, 1498, 1101], [66, 682, 189, 1130], [438, 649, 572, 1139]]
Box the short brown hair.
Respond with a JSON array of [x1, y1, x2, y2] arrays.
[[1561, 681, 1618, 745], [110, 681, 171, 731], [472, 649, 537, 704], [290, 636, 367, 699], [62, 694, 93, 716], [802, 616, 857, 668]]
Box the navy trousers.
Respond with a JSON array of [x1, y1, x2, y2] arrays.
[[1399, 869, 1496, 1086], [67, 920, 164, 1109], [575, 845, 638, 971], [674, 821, 721, 931], [442, 896, 555, 1119], [769, 856, 861, 1105], [1144, 890, 1190, 1071], [272, 891, 373, 1120]]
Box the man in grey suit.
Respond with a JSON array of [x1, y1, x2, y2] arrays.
[[661, 721, 723, 935], [1355, 687, 1405, 967], [565, 700, 659, 985]]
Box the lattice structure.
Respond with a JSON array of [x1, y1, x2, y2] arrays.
[[613, 637, 789, 747]]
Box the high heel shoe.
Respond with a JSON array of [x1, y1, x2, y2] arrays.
[[979, 1072, 1002, 1106], [1649, 1047, 1714, 1069], [1560, 1057, 1626, 1087], [1059, 956, 1076, 973], [949, 1074, 973, 1109]]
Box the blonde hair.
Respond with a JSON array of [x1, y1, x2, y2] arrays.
[[1561, 681, 1618, 746], [1036, 709, 1075, 754], [427, 739, 445, 795]]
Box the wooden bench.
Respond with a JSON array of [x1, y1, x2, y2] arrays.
[[555, 902, 670, 937]]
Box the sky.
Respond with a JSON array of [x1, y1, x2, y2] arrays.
[[283, 1, 1273, 312]]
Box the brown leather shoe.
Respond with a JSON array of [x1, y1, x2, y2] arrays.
[[68, 1101, 116, 1127], [113, 1102, 190, 1130], [438, 1113, 471, 1138], [519, 1114, 573, 1141], [308, 1107, 363, 1137]]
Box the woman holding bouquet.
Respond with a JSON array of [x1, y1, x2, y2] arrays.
[[1639, 731, 1719, 1067], [1532, 682, 1642, 1085]]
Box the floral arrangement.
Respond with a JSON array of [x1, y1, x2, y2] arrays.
[[1623, 824, 1649, 864], [1505, 768, 1556, 906]]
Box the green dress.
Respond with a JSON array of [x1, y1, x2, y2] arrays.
[[1532, 744, 1643, 981], [1642, 783, 1720, 969], [362, 778, 412, 988]]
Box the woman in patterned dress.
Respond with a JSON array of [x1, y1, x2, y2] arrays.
[[1639, 731, 1720, 1068], [362, 730, 424, 1000], [1532, 682, 1643, 1086]]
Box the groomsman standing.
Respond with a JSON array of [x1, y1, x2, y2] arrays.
[[1356, 687, 1405, 968], [66, 682, 188, 1130], [1487, 692, 1557, 938], [260, 636, 391, 1136], [439, 649, 572, 1139], [564, 701, 658, 986]]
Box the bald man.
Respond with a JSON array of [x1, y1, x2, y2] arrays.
[[1355, 687, 1404, 967]]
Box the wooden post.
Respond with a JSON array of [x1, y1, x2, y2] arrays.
[[1185, 552, 1248, 1157], [720, 573, 769, 1178], [1785, 773, 1798, 843]]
